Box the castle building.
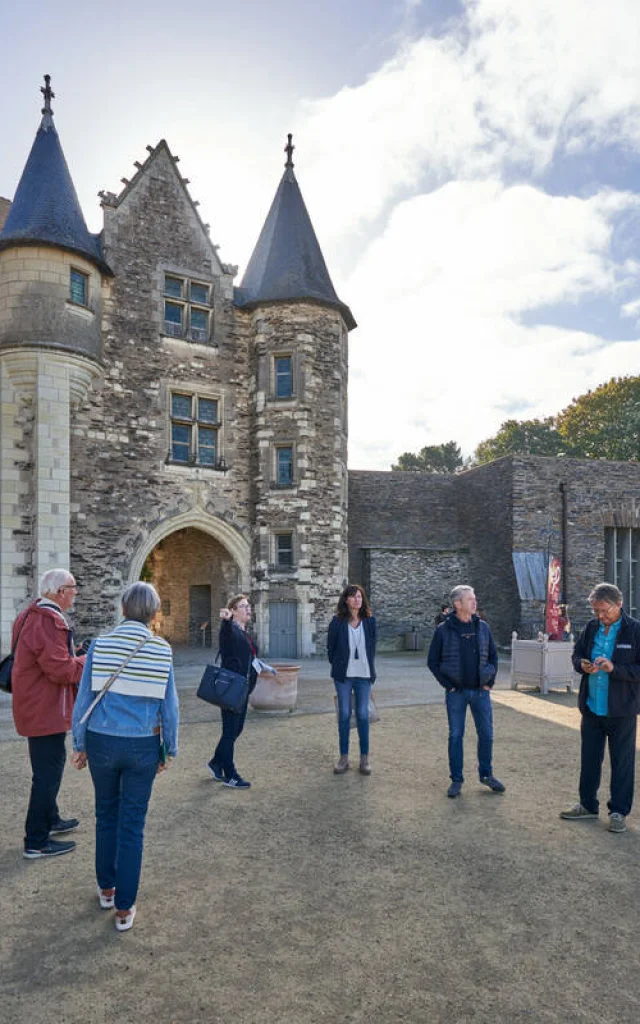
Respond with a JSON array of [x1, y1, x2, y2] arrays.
[[2, 79, 638, 656], [0, 78, 354, 656]]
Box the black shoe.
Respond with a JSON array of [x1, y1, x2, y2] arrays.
[[447, 780, 463, 798], [223, 773, 251, 789], [206, 760, 224, 782], [480, 775, 505, 793], [50, 817, 80, 836], [23, 839, 76, 859]]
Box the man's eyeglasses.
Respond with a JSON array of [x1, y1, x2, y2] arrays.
[[59, 585, 78, 592]]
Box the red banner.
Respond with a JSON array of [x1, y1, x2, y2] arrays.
[[545, 556, 563, 638]]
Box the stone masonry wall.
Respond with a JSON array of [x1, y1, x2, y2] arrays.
[[453, 458, 517, 643], [70, 145, 250, 637], [250, 303, 348, 655], [368, 547, 469, 648], [511, 456, 640, 636]]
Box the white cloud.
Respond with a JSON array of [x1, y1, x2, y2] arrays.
[[286, 0, 640, 467], [344, 181, 640, 467]]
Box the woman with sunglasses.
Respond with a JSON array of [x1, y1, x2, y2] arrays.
[[206, 594, 258, 789], [327, 584, 377, 775]]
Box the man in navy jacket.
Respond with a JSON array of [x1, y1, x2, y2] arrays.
[[428, 585, 504, 799], [561, 582, 640, 833]]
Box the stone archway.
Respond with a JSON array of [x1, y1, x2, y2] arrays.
[[129, 510, 251, 646]]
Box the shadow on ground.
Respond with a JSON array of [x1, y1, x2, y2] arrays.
[[1, 686, 639, 1023]]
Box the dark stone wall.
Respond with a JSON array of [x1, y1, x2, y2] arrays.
[[453, 458, 517, 643], [70, 146, 248, 636], [511, 456, 640, 635]]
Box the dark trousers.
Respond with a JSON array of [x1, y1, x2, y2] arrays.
[[87, 731, 159, 912], [445, 688, 493, 782], [579, 707, 637, 817], [212, 696, 249, 777], [25, 732, 67, 850]]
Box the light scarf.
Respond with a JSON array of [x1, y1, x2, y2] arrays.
[[91, 620, 172, 699]]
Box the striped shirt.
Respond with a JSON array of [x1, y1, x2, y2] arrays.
[[91, 620, 172, 699]]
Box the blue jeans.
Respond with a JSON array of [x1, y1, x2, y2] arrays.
[[445, 688, 493, 782], [579, 706, 637, 817], [25, 733, 66, 850], [334, 678, 372, 756], [212, 694, 249, 777], [86, 731, 160, 911]]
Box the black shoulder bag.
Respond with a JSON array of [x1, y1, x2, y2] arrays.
[[0, 610, 32, 694], [197, 651, 250, 713]]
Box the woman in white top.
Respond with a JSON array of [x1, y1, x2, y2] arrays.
[[327, 584, 377, 775]]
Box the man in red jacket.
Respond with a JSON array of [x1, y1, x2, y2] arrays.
[[11, 569, 86, 858]]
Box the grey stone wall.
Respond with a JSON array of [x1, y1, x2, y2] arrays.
[[70, 145, 250, 637], [453, 458, 517, 643], [367, 547, 469, 648], [250, 303, 348, 653]]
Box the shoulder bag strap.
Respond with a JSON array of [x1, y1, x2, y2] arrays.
[[11, 608, 33, 655], [79, 636, 150, 725]]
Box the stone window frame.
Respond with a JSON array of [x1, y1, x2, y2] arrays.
[[605, 526, 640, 618], [271, 351, 296, 401], [69, 267, 89, 308], [165, 387, 226, 471], [271, 442, 296, 489], [271, 530, 296, 571], [160, 270, 214, 345]]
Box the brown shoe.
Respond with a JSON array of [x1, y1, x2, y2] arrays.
[[333, 756, 350, 774], [359, 756, 372, 775]]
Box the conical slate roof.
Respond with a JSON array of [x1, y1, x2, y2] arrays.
[[0, 76, 107, 271], [236, 136, 355, 330]]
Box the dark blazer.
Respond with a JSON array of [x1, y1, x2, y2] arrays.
[[573, 610, 640, 717], [219, 618, 258, 693], [327, 615, 377, 683]]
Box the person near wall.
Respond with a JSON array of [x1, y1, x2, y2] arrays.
[[327, 583, 377, 776], [206, 594, 258, 789], [11, 568, 86, 859], [71, 582, 179, 931], [427, 584, 505, 799], [560, 582, 640, 834]]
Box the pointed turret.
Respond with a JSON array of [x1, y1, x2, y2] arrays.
[[0, 75, 108, 272], [237, 134, 356, 330]]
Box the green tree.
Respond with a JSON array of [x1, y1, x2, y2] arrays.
[[557, 376, 640, 460], [474, 417, 566, 464], [392, 441, 463, 474]]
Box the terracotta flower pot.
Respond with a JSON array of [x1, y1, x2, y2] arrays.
[[249, 664, 300, 711]]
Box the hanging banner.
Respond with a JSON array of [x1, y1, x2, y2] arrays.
[[545, 556, 563, 638]]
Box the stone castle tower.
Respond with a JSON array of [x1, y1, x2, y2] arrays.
[[0, 78, 355, 657]]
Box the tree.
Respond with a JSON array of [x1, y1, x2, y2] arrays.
[[474, 417, 566, 464], [557, 376, 640, 461], [392, 441, 463, 474]]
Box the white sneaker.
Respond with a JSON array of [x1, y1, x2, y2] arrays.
[[97, 884, 115, 909], [115, 905, 136, 931], [608, 813, 627, 833]]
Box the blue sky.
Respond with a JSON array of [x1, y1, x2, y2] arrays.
[[2, 0, 640, 468]]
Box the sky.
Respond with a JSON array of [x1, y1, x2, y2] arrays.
[[2, 0, 640, 469]]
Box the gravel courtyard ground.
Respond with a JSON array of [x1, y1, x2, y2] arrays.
[[1, 659, 638, 1023]]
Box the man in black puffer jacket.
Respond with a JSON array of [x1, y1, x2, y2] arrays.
[[560, 582, 640, 834], [428, 585, 505, 799]]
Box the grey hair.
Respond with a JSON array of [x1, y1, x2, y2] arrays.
[[589, 582, 623, 606], [39, 568, 73, 596], [122, 582, 161, 624], [450, 584, 475, 606]]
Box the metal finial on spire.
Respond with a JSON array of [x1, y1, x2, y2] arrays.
[[40, 74, 55, 131], [41, 75, 54, 115], [284, 133, 295, 169]]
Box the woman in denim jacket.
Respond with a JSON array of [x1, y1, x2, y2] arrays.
[[71, 582, 179, 932]]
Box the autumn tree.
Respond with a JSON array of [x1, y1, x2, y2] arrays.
[[392, 441, 464, 474], [557, 376, 640, 460], [474, 417, 566, 464]]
